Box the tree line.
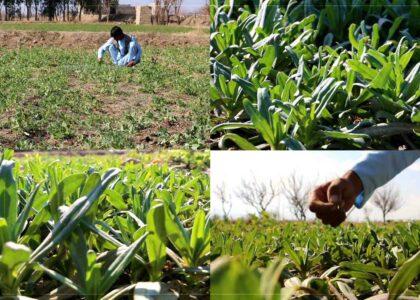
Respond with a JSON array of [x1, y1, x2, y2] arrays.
[[0, 0, 117, 21], [0, 0, 189, 24]]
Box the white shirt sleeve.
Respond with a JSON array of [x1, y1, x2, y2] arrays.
[[98, 38, 114, 59], [351, 151, 420, 207]]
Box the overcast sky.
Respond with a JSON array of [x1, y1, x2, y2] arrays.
[[120, 0, 207, 12], [211, 151, 420, 222]]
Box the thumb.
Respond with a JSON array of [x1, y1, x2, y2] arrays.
[[327, 179, 345, 209]]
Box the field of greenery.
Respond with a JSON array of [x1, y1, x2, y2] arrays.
[[211, 216, 420, 299], [0, 43, 209, 150], [0, 150, 210, 298], [0, 22, 200, 33], [210, 0, 420, 150]]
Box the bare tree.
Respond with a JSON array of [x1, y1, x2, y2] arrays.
[[214, 183, 231, 220], [153, 0, 162, 24], [24, 0, 32, 20], [33, 0, 41, 20], [173, 0, 182, 24], [372, 185, 402, 222], [279, 171, 311, 220], [162, 0, 172, 24], [363, 205, 372, 222], [235, 175, 280, 215]]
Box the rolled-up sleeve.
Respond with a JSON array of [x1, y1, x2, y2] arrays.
[[351, 151, 420, 207], [98, 38, 114, 59]]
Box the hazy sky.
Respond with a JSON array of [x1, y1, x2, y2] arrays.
[[211, 151, 420, 222], [119, 0, 207, 12]]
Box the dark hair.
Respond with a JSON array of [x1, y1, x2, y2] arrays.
[[110, 26, 123, 38]]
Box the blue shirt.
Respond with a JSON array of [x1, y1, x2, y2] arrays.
[[98, 35, 142, 65]]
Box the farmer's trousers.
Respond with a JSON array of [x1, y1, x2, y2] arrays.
[[108, 42, 141, 66]]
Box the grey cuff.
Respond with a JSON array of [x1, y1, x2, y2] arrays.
[[351, 167, 375, 208]]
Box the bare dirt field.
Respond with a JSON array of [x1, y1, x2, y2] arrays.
[[0, 29, 208, 49]]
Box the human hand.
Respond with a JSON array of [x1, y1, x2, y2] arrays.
[[309, 171, 363, 227], [127, 61, 136, 67]]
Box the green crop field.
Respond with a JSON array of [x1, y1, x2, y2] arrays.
[[0, 149, 210, 298], [0, 22, 201, 33], [211, 216, 420, 299], [210, 0, 420, 150], [0, 41, 209, 150]]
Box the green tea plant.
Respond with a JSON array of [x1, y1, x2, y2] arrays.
[[211, 216, 420, 299], [0, 150, 210, 298], [210, 0, 420, 149]]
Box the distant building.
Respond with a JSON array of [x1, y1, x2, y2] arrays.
[[135, 4, 155, 25], [116, 4, 136, 16]]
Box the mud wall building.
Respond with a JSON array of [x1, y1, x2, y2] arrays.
[[135, 4, 155, 25]]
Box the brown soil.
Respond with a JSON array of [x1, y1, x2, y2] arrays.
[[0, 129, 18, 148], [0, 30, 207, 49], [181, 15, 210, 26]]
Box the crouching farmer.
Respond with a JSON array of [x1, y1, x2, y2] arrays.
[[97, 26, 142, 67]]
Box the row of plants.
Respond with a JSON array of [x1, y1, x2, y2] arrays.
[[210, 0, 420, 149], [0, 150, 210, 298], [211, 216, 420, 299]]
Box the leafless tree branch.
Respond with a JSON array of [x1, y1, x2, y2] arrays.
[[372, 185, 402, 222], [279, 171, 311, 220], [214, 183, 231, 220], [235, 175, 280, 215]]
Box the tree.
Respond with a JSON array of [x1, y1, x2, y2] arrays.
[[235, 175, 280, 215], [24, 0, 32, 20], [173, 0, 183, 24], [43, 0, 59, 21], [162, 0, 172, 24], [372, 185, 402, 222], [76, 0, 85, 21], [0, 0, 3, 21], [214, 183, 231, 220], [279, 171, 311, 220], [363, 205, 372, 222], [153, 0, 161, 24], [33, 0, 41, 20], [3, 0, 14, 20]]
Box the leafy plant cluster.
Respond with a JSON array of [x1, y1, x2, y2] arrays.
[[0, 150, 210, 299], [210, 0, 420, 149], [211, 216, 420, 299]]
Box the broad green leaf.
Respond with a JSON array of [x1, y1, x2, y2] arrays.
[[0, 160, 17, 238], [49, 173, 87, 221], [370, 63, 392, 89], [347, 60, 377, 80], [14, 183, 41, 239], [243, 99, 276, 147], [146, 202, 167, 281], [389, 250, 420, 300], [339, 262, 392, 275], [101, 233, 148, 292], [30, 168, 120, 263], [0, 242, 31, 270], [219, 133, 258, 150]]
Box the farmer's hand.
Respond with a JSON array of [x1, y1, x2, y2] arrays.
[[309, 171, 363, 227], [127, 61, 136, 67]]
